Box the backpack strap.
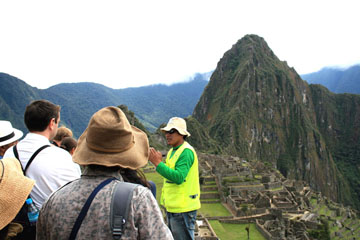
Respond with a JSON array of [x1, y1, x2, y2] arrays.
[[13, 144, 51, 175], [13, 144, 20, 161], [69, 178, 115, 240], [110, 181, 138, 239]]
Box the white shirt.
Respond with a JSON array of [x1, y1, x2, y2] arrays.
[[4, 133, 81, 209]]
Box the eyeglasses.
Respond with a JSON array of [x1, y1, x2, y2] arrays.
[[166, 129, 178, 134]]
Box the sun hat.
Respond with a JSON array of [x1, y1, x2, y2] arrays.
[[73, 106, 149, 170], [160, 117, 191, 137], [0, 158, 35, 230], [0, 121, 23, 147]]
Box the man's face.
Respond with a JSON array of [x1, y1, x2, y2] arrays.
[[165, 129, 184, 147]]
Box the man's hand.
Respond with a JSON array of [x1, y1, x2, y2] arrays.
[[149, 147, 163, 167]]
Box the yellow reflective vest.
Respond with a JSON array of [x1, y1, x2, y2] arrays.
[[160, 142, 201, 213]]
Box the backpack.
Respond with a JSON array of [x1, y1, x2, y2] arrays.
[[12, 144, 50, 240], [69, 178, 138, 240]]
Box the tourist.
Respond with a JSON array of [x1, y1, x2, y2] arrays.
[[37, 106, 173, 239], [0, 121, 23, 159], [0, 158, 35, 239], [52, 126, 73, 147], [3, 100, 81, 210], [60, 137, 77, 155]]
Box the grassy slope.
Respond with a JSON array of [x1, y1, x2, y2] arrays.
[[209, 221, 266, 240]]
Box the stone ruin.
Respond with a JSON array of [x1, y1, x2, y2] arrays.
[[195, 152, 360, 239]]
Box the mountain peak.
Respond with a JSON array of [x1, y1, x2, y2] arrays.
[[192, 34, 354, 207], [222, 34, 278, 68]]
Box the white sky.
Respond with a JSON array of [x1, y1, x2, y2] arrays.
[[0, 0, 359, 89]]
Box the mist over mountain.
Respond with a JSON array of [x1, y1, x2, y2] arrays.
[[301, 65, 360, 94]]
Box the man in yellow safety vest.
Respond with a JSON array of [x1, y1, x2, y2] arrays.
[[149, 117, 201, 240]]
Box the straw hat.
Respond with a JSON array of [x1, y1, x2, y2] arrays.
[[73, 106, 149, 170], [160, 117, 191, 137], [0, 121, 23, 147], [0, 158, 35, 230]]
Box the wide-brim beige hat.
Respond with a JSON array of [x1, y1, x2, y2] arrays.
[[73, 106, 149, 170], [160, 117, 191, 137], [0, 121, 23, 147], [0, 158, 35, 230]]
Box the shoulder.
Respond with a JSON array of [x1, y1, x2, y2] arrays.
[[133, 184, 151, 194], [45, 145, 71, 154], [121, 183, 150, 199], [180, 148, 194, 159], [183, 142, 195, 151], [41, 178, 83, 214], [41, 145, 73, 161], [129, 184, 156, 206], [47, 178, 81, 199]]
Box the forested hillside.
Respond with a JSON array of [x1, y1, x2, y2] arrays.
[[0, 72, 209, 136]]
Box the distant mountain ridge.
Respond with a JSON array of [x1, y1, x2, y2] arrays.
[[0, 72, 209, 137], [301, 65, 360, 94]]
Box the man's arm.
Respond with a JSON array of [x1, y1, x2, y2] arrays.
[[149, 148, 193, 184]]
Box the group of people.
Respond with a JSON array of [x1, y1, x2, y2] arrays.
[[0, 99, 201, 240], [51, 126, 78, 156]]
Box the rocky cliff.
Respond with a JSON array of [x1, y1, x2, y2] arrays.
[[190, 35, 358, 208]]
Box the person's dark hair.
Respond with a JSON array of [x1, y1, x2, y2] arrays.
[[85, 165, 151, 189], [0, 225, 9, 240], [24, 100, 60, 132], [119, 167, 151, 189], [60, 137, 77, 153]]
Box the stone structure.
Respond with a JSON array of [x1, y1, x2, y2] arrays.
[[194, 152, 360, 239]]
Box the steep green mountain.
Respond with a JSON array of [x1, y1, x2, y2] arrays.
[[301, 65, 360, 94], [0, 73, 208, 137], [191, 34, 359, 209], [310, 85, 360, 208]]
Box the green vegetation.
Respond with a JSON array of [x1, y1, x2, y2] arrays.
[[209, 221, 266, 240], [0, 72, 208, 136], [308, 219, 330, 240], [269, 186, 283, 192], [198, 203, 232, 217], [308, 195, 360, 238], [222, 176, 242, 184]]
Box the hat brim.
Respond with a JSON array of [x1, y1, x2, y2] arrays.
[[0, 129, 23, 147], [160, 126, 191, 137], [73, 126, 149, 170], [0, 158, 35, 229]]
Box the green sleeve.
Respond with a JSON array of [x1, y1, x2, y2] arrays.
[[156, 148, 194, 185]]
